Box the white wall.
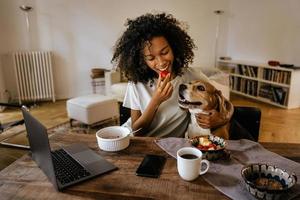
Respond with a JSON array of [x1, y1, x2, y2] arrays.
[[1, 0, 299, 101], [227, 0, 300, 65], [0, 0, 14, 103], [0, 0, 229, 100]]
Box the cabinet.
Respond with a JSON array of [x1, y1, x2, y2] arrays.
[[218, 60, 300, 109]]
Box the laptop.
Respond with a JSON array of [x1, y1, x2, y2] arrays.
[[21, 106, 117, 191]]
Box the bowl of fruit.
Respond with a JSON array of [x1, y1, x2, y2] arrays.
[[190, 135, 226, 160]]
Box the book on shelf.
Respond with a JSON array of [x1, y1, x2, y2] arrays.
[[237, 64, 242, 75], [259, 84, 287, 105], [271, 87, 279, 103], [236, 65, 257, 77], [230, 76, 258, 96], [262, 69, 291, 84], [273, 87, 287, 105], [245, 66, 251, 77], [259, 85, 273, 100], [249, 67, 256, 77]]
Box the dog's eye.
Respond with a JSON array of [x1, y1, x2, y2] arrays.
[[197, 85, 205, 91]]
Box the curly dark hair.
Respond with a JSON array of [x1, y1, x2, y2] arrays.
[[111, 13, 196, 83]]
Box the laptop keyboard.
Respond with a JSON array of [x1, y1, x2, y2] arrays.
[[51, 149, 91, 185]]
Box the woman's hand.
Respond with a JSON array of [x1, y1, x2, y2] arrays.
[[195, 100, 234, 129], [152, 73, 173, 105], [195, 110, 226, 129], [131, 73, 173, 133]]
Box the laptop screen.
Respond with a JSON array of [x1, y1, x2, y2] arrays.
[[21, 106, 59, 190]]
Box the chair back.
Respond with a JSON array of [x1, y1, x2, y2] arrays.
[[229, 106, 261, 142]]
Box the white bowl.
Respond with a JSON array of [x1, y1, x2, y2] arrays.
[[96, 126, 130, 152]]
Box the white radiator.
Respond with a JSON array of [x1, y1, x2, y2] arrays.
[[13, 51, 55, 104]]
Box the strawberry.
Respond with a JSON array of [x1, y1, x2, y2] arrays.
[[160, 70, 169, 78]]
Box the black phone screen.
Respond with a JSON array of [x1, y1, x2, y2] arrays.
[[136, 154, 166, 178]]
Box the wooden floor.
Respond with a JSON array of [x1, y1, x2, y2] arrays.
[[0, 94, 300, 171], [0, 101, 69, 170], [0, 100, 68, 129], [230, 94, 300, 144]]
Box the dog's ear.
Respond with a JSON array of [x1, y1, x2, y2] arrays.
[[215, 90, 226, 113]]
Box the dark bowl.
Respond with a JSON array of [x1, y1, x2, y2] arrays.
[[190, 135, 226, 161], [241, 163, 297, 200]]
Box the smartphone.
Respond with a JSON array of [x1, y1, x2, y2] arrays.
[[136, 154, 166, 178]]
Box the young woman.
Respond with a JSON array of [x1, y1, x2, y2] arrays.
[[111, 13, 233, 137]]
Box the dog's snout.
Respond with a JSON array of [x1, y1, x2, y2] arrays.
[[179, 84, 187, 92], [179, 84, 187, 100]]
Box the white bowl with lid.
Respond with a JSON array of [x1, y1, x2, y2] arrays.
[[96, 126, 131, 152]]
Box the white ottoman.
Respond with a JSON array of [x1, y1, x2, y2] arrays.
[[66, 94, 119, 126]]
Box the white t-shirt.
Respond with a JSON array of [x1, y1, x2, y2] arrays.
[[122, 67, 209, 137]]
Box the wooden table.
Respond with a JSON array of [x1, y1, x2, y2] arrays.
[[0, 133, 299, 200]]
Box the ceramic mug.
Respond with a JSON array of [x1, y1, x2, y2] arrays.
[[177, 147, 210, 181]]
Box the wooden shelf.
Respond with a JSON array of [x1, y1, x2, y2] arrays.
[[230, 90, 287, 108], [219, 60, 300, 109], [230, 74, 290, 88]]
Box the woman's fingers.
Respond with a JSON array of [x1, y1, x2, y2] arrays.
[[156, 81, 173, 102], [196, 120, 211, 129], [162, 82, 172, 95], [158, 73, 171, 89], [195, 114, 212, 129], [163, 83, 173, 98], [196, 115, 209, 123], [157, 73, 162, 87], [195, 110, 224, 129], [167, 84, 173, 96], [197, 123, 210, 129], [157, 73, 171, 92], [154, 73, 173, 103]]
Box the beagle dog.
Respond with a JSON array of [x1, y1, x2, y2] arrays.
[[178, 80, 230, 139]]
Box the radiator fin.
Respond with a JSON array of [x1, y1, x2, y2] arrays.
[[13, 51, 55, 104]]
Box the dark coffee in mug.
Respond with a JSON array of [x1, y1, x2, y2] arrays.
[[181, 154, 198, 159], [177, 147, 210, 181]]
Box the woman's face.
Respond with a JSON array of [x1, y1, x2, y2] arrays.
[[143, 36, 174, 75]]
